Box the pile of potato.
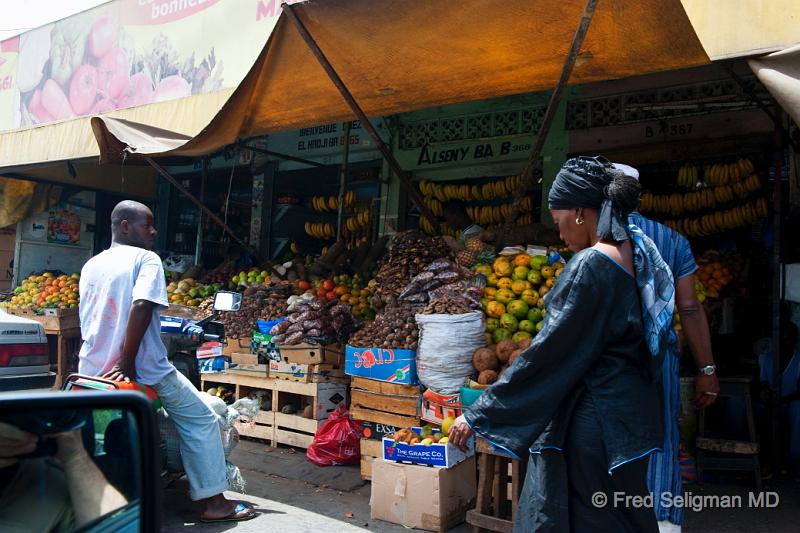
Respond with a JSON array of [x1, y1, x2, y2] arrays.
[[258, 293, 289, 321], [421, 294, 475, 315], [371, 231, 450, 311], [218, 288, 277, 338], [348, 305, 420, 350], [270, 299, 356, 345], [472, 338, 531, 385]]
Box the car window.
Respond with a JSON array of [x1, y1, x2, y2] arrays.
[[0, 407, 141, 532]]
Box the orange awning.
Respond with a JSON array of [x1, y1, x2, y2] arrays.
[[93, 0, 710, 163]]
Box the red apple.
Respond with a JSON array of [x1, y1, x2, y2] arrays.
[[28, 89, 55, 123], [297, 280, 311, 291], [68, 64, 98, 115], [326, 291, 336, 301], [117, 72, 154, 108], [41, 78, 75, 120], [316, 288, 327, 299], [153, 75, 191, 103], [322, 279, 335, 291], [89, 14, 119, 59], [90, 98, 115, 114]]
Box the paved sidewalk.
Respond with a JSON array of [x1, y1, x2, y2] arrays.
[[162, 440, 800, 532]]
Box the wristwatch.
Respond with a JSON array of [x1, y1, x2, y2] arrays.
[[699, 364, 717, 376]]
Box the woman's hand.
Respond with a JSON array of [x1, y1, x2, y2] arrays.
[[447, 415, 473, 452]]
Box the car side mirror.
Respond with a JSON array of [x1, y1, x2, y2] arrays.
[[0, 391, 160, 532], [213, 291, 242, 312]]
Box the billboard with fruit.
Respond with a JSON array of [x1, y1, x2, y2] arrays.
[[0, 0, 301, 131]]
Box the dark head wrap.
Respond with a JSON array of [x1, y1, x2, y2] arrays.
[[548, 156, 640, 242]]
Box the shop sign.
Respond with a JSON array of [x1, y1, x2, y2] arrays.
[[568, 109, 773, 154], [398, 137, 532, 170], [268, 119, 386, 157], [0, 0, 302, 132]]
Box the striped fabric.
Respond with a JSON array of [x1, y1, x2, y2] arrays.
[[630, 212, 698, 526]]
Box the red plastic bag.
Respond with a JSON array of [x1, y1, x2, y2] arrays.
[[306, 405, 361, 466]]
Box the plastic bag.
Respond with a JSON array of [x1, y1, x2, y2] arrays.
[[306, 405, 361, 466], [416, 311, 485, 394]]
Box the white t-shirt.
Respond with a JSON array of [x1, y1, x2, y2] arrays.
[[78, 244, 173, 385]]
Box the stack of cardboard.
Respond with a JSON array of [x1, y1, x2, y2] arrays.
[[273, 343, 348, 383]]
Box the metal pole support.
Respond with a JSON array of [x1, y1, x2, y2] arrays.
[[282, 2, 438, 225]]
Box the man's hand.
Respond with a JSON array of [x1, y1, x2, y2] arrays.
[[50, 430, 89, 469], [0, 421, 37, 467], [102, 362, 134, 382], [448, 415, 473, 452], [692, 374, 720, 409]]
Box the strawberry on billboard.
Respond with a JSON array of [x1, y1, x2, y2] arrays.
[[0, 0, 297, 132]]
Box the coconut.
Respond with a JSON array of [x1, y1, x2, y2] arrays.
[[508, 348, 524, 365], [303, 405, 314, 419], [472, 347, 498, 372], [478, 369, 499, 385], [496, 340, 517, 363]]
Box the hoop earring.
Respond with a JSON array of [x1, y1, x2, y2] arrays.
[[575, 216, 584, 225]]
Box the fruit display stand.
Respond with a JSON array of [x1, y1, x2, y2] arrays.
[[200, 372, 343, 448], [6, 307, 82, 388], [466, 438, 527, 533]]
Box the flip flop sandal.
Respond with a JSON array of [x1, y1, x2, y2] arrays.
[[235, 500, 256, 510], [200, 502, 258, 523]]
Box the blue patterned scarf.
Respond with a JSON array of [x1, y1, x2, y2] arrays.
[[629, 224, 675, 356]]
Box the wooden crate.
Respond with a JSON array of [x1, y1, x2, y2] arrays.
[[235, 410, 275, 442], [360, 438, 383, 480], [6, 306, 80, 332], [350, 376, 421, 428], [274, 412, 323, 449], [200, 373, 345, 448]]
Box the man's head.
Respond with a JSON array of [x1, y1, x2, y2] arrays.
[[111, 200, 157, 250], [442, 200, 472, 231]]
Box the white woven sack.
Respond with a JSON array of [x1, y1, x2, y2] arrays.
[[415, 311, 485, 394]]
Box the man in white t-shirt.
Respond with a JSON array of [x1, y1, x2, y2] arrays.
[[78, 200, 256, 523]]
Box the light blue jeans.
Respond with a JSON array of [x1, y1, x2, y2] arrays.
[[153, 369, 228, 500]]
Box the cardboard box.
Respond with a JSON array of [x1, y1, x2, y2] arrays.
[[312, 382, 349, 420], [268, 359, 343, 383], [383, 427, 474, 468], [223, 337, 252, 356], [421, 389, 462, 426], [370, 456, 476, 532], [199, 356, 226, 374], [345, 345, 418, 385], [197, 341, 224, 359], [361, 420, 401, 441], [226, 353, 269, 376], [279, 343, 343, 365]]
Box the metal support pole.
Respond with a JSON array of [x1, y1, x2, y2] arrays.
[[194, 158, 207, 264], [282, 2, 438, 224], [143, 156, 260, 261], [337, 121, 352, 240], [771, 111, 784, 467], [507, 0, 599, 224]]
